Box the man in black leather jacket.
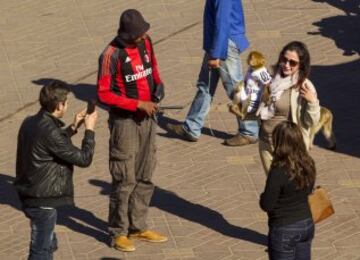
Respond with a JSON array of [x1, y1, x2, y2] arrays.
[[14, 80, 97, 260]]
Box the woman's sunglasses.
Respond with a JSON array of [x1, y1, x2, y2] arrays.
[[280, 57, 299, 67]]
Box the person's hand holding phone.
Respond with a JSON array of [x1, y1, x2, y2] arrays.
[[84, 101, 98, 131], [84, 109, 98, 131], [72, 108, 87, 130], [86, 101, 96, 114], [72, 101, 98, 131]]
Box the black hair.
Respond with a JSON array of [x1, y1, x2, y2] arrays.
[[275, 41, 311, 87], [39, 80, 70, 112]]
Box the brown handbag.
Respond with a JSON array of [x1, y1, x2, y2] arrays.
[[308, 186, 335, 224]]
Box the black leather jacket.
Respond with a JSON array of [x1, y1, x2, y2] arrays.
[[15, 110, 95, 208]]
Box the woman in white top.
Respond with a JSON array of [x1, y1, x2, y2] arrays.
[[257, 41, 321, 174]]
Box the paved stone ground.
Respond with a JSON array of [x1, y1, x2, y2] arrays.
[[0, 0, 359, 259]]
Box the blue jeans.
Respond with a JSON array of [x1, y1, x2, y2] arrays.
[[268, 218, 314, 260], [183, 40, 259, 139], [24, 207, 58, 260]]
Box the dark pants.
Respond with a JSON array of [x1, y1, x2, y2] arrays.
[[108, 115, 157, 237], [23, 207, 58, 260], [268, 218, 314, 260]]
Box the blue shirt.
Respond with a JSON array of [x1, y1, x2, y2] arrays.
[[203, 0, 249, 59]]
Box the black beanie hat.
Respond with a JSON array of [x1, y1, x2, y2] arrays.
[[117, 9, 150, 43]]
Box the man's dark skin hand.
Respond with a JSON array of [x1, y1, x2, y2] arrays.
[[137, 101, 158, 116]]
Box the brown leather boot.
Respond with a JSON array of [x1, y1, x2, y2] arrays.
[[166, 123, 198, 142], [224, 134, 258, 146]]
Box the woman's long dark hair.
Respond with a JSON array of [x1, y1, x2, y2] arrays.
[[275, 41, 311, 88], [271, 121, 316, 189]]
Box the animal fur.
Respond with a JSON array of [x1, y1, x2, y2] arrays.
[[228, 81, 249, 120], [228, 51, 270, 120], [309, 106, 336, 150], [260, 83, 271, 105]]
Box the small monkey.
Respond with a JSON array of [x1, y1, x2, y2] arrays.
[[228, 51, 271, 120]]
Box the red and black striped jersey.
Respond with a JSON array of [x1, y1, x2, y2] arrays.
[[97, 36, 162, 111]]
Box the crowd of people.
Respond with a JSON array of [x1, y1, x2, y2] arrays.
[[14, 1, 322, 259]]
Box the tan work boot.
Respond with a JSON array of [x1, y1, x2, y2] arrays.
[[166, 123, 198, 142], [113, 235, 136, 252], [224, 134, 258, 146], [129, 230, 168, 243]]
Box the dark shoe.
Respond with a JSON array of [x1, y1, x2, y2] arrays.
[[166, 123, 198, 142], [224, 134, 258, 146]]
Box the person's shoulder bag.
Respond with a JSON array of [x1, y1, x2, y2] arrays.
[[308, 186, 335, 224]]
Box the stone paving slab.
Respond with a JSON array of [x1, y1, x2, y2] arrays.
[[0, 0, 360, 259]]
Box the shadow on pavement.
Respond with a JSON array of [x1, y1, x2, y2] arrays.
[[311, 60, 360, 157], [0, 173, 22, 210], [32, 78, 107, 111], [311, 0, 359, 56], [156, 113, 231, 141], [0, 173, 108, 244], [57, 206, 108, 244], [312, 0, 360, 16], [100, 257, 123, 260], [89, 179, 267, 246], [152, 187, 267, 245], [309, 0, 360, 157]]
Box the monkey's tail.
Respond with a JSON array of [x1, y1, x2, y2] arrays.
[[321, 108, 336, 150]]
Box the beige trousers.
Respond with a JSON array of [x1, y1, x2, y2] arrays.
[[258, 140, 274, 175]]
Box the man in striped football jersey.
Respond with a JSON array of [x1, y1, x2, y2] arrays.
[[97, 9, 167, 252]]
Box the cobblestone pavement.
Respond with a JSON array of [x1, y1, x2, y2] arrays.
[[0, 0, 359, 259]]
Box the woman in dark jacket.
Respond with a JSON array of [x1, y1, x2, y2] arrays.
[[260, 121, 316, 260]]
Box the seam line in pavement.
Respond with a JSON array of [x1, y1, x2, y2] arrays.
[[0, 21, 201, 123]]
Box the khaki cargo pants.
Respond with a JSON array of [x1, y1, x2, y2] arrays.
[[108, 115, 157, 237]]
